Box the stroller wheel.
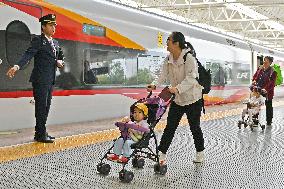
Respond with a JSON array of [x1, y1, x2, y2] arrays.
[[119, 170, 134, 183], [250, 126, 253, 131], [244, 123, 248, 128], [132, 158, 138, 168], [261, 125, 265, 130], [154, 163, 167, 175], [132, 157, 145, 168], [137, 158, 145, 168], [237, 122, 242, 129], [97, 163, 111, 175]]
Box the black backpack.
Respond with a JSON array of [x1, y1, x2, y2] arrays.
[[183, 48, 212, 113]]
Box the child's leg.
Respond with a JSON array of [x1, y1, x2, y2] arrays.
[[242, 109, 247, 119], [248, 109, 253, 122], [122, 140, 135, 157], [113, 138, 124, 156]]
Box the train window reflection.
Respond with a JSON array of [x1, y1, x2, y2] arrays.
[[83, 49, 167, 86], [204, 60, 250, 86], [83, 49, 137, 85], [136, 54, 165, 86]]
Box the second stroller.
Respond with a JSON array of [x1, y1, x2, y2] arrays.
[[238, 86, 265, 131]]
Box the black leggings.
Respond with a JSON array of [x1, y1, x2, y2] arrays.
[[158, 99, 205, 154], [265, 99, 273, 125]]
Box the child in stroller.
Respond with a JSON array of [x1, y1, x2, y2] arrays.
[[97, 87, 173, 183], [238, 86, 265, 131], [106, 103, 150, 163]]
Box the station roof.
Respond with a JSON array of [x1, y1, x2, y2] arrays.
[[110, 0, 284, 51]]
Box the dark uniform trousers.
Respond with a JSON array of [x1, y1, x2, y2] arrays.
[[33, 83, 53, 135], [158, 99, 205, 154]]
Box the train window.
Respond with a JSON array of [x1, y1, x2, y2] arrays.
[[136, 54, 165, 85], [83, 49, 165, 86], [82, 24, 105, 37], [206, 60, 249, 86], [83, 49, 130, 85], [6, 20, 31, 66]]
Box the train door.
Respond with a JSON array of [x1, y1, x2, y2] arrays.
[[0, 0, 42, 90]]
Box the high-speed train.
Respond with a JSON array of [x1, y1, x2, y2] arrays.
[[0, 0, 283, 131]]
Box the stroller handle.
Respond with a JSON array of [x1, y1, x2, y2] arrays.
[[146, 86, 175, 104], [147, 90, 153, 99]]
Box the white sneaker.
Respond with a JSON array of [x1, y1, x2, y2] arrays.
[[193, 151, 204, 163], [159, 151, 166, 165]]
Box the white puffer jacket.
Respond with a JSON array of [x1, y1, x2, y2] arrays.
[[153, 49, 203, 106]]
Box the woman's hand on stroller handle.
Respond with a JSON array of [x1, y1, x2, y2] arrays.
[[146, 84, 156, 92], [168, 87, 178, 94], [261, 88, 267, 94]]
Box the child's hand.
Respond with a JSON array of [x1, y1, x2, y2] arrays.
[[121, 116, 130, 123]]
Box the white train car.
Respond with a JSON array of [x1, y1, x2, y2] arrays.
[[0, 0, 283, 131]]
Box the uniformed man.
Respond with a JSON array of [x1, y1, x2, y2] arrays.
[[6, 14, 64, 143]]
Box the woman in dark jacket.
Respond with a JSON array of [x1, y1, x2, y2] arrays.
[[252, 56, 276, 126]]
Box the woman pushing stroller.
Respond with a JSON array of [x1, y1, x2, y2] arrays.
[[147, 31, 205, 165]]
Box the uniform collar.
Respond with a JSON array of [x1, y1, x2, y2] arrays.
[[45, 35, 53, 42], [41, 33, 53, 42]]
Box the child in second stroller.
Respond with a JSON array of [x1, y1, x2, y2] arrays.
[[107, 103, 150, 163], [238, 86, 265, 131]]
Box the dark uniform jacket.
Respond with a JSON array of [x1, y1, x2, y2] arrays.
[[17, 34, 64, 84]]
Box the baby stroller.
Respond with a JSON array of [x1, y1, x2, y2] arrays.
[[97, 87, 174, 183], [237, 85, 265, 131]]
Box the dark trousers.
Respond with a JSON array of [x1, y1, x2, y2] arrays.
[[158, 99, 205, 154], [265, 99, 273, 125], [32, 83, 53, 136]]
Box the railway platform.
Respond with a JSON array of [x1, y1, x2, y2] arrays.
[[1, 99, 284, 188]]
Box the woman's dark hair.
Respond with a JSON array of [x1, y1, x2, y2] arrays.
[[264, 56, 274, 63], [171, 31, 195, 55]]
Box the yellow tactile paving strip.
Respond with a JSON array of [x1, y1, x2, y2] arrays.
[[1, 101, 284, 164]]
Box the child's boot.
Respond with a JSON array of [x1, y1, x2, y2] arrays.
[[107, 154, 119, 161], [118, 156, 129, 163], [159, 151, 166, 165]]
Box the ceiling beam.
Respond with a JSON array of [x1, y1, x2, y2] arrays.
[[258, 37, 284, 40], [140, 2, 284, 10], [213, 18, 271, 22], [225, 29, 284, 32]]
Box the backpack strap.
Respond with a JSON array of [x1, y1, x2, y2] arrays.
[[183, 50, 195, 63]]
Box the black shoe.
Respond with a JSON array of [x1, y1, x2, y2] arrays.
[[34, 135, 54, 143]]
